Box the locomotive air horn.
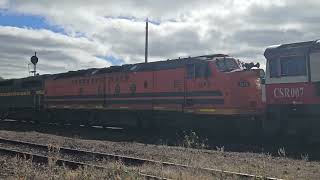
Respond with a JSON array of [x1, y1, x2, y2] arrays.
[[244, 62, 260, 70]]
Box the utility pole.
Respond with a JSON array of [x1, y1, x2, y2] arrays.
[[145, 18, 148, 63]]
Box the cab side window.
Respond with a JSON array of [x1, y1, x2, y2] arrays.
[[280, 56, 306, 76], [195, 63, 210, 78], [186, 63, 210, 79]]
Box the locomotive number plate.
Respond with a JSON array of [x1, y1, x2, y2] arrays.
[[238, 81, 250, 87]]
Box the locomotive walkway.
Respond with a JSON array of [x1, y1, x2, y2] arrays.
[[0, 137, 282, 180]]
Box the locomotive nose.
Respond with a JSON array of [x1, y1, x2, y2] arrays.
[[231, 69, 265, 112]]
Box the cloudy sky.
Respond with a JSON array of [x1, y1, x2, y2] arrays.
[[0, 0, 319, 78]]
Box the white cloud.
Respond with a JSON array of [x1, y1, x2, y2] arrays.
[[0, 0, 8, 8], [0, 0, 319, 78], [0, 26, 110, 78]]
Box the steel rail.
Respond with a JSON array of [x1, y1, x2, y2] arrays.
[[0, 137, 282, 180], [0, 144, 168, 179]]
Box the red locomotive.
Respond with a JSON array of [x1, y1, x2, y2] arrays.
[[264, 40, 320, 138], [44, 54, 264, 134]]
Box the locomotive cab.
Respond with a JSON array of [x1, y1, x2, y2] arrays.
[[210, 56, 265, 116], [264, 40, 320, 137]]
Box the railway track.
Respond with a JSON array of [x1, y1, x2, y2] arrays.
[[0, 139, 168, 180], [0, 137, 282, 180]]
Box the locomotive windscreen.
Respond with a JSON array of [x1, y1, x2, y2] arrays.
[[215, 58, 240, 72]]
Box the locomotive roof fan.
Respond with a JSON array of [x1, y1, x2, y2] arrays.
[[30, 52, 38, 76]]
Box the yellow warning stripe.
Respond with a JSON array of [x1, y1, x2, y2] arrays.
[[0, 91, 31, 97]]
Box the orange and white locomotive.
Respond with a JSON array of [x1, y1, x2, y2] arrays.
[[44, 54, 264, 133]]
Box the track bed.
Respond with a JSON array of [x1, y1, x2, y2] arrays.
[[0, 130, 319, 179]]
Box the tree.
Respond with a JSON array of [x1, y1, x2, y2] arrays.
[[0, 77, 4, 81]]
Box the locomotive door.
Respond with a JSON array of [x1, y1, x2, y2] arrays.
[[184, 62, 210, 111], [184, 63, 196, 110]]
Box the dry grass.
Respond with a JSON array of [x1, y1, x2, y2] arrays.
[[0, 155, 244, 180], [0, 130, 319, 179], [0, 155, 142, 180], [0, 154, 234, 180]]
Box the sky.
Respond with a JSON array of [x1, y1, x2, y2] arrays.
[[0, 0, 319, 78]]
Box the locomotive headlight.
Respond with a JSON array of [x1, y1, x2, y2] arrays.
[[238, 80, 250, 87], [255, 78, 261, 89]]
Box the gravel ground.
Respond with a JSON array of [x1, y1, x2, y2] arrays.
[[0, 130, 319, 179]]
